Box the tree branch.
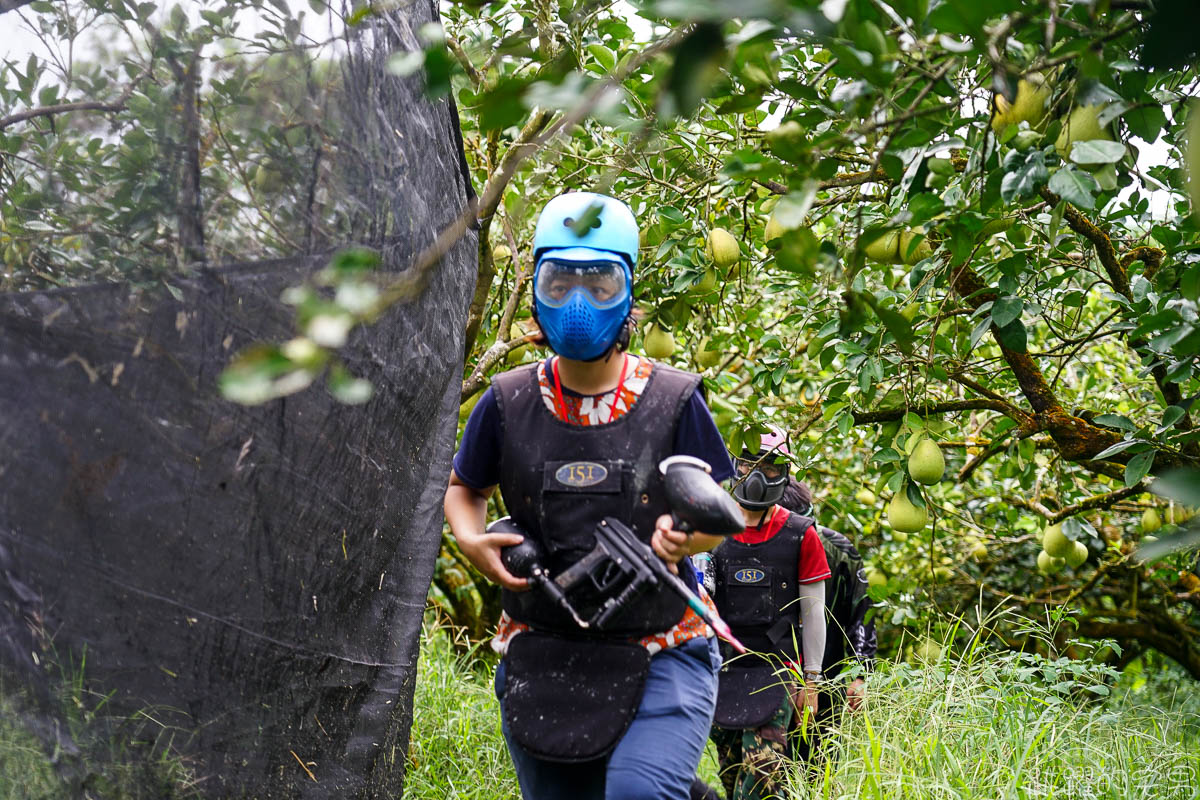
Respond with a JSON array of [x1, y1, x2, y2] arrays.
[[850, 399, 1020, 425], [1075, 618, 1200, 680], [376, 26, 693, 317], [1039, 186, 1128, 296], [0, 64, 149, 131], [1006, 480, 1150, 522], [949, 259, 1126, 463], [462, 108, 552, 357], [460, 332, 540, 403]]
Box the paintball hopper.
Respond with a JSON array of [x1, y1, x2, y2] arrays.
[[487, 516, 588, 628], [659, 456, 744, 536], [486, 516, 544, 579]]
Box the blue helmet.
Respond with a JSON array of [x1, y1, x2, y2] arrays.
[[532, 193, 639, 361], [532, 192, 639, 267]]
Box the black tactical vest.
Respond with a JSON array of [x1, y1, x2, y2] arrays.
[[493, 359, 702, 636], [713, 509, 816, 660]]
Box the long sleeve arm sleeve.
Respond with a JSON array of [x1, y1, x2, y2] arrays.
[[798, 579, 826, 676]]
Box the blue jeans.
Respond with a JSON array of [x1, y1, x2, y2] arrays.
[[495, 636, 721, 800]]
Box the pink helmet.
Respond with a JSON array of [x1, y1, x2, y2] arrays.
[[731, 425, 790, 511]]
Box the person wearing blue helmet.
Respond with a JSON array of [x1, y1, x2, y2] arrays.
[[445, 191, 738, 799]]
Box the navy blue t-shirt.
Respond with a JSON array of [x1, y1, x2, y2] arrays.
[[453, 365, 734, 491]]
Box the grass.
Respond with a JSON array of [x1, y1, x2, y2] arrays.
[[0, 653, 198, 800], [7, 623, 1197, 799], [407, 621, 1200, 800]]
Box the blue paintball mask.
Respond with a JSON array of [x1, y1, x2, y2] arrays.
[[533, 247, 632, 361]]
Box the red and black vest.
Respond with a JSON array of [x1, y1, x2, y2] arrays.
[[492, 361, 702, 636], [713, 510, 816, 661]]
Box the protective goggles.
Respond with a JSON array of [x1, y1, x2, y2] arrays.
[[534, 257, 629, 311], [734, 454, 789, 480]]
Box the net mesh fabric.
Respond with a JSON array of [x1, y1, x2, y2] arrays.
[[0, 2, 475, 796]]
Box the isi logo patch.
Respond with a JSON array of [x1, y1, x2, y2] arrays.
[[555, 461, 609, 488], [734, 568, 766, 584]]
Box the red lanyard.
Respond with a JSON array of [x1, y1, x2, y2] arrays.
[[551, 354, 630, 424]]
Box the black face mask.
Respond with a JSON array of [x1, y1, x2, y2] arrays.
[[732, 467, 788, 511]]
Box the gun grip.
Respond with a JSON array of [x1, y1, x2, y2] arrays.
[[671, 513, 694, 534]]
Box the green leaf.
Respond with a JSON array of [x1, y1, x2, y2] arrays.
[[1151, 468, 1200, 506], [1069, 140, 1126, 166], [1124, 450, 1155, 487], [872, 447, 901, 464], [663, 22, 725, 118], [1093, 439, 1139, 460], [1048, 167, 1099, 210], [992, 318, 1028, 352], [1093, 414, 1134, 431], [876, 307, 914, 355], [990, 296, 1023, 329], [1123, 105, 1167, 141], [770, 183, 818, 229], [1160, 406, 1186, 431], [586, 44, 616, 72], [328, 364, 375, 405], [1000, 150, 1049, 203], [905, 480, 926, 509], [716, 91, 765, 115]]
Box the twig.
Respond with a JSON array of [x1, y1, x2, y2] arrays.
[[0, 64, 150, 130]]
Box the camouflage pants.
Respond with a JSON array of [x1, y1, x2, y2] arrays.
[[710, 695, 793, 800]]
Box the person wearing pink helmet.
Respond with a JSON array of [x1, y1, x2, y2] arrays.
[[704, 427, 830, 800]]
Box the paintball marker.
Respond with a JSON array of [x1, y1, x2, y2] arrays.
[[489, 456, 749, 653]]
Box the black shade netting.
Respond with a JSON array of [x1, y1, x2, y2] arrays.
[[0, 2, 476, 797]]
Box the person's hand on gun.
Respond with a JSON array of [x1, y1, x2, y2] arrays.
[[455, 526, 530, 591], [651, 514, 691, 574]]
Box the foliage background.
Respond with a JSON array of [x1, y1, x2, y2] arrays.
[[417, 0, 1200, 679], [3, 0, 1200, 790]]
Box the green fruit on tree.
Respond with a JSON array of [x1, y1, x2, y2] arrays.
[[908, 438, 945, 485], [891, 529, 909, 543], [254, 163, 284, 193], [913, 639, 942, 663], [1142, 508, 1162, 534], [864, 230, 901, 263], [969, 541, 989, 561], [991, 77, 1052, 133], [764, 213, 785, 245], [506, 323, 530, 365], [888, 490, 928, 533], [1065, 540, 1089, 569], [763, 120, 806, 161], [1037, 550, 1066, 575], [493, 244, 512, 261], [1055, 104, 1114, 161], [898, 230, 933, 264], [705, 228, 741, 269], [643, 324, 676, 359], [695, 336, 721, 369], [1042, 523, 1073, 559], [866, 568, 887, 590], [863, 230, 932, 264], [691, 268, 719, 295], [854, 487, 877, 506]]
